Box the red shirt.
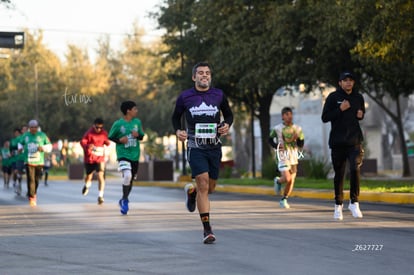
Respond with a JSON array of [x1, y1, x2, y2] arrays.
[[80, 127, 110, 164]]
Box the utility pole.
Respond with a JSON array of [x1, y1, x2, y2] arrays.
[[34, 63, 39, 119], [250, 89, 256, 178]]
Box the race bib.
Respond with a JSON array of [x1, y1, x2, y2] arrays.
[[195, 123, 217, 139], [28, 152, 41, 163], [27, 143, 41, 163], [92, 146, 105, 156]]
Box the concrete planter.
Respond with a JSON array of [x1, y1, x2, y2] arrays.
[[67, 163, 84, 180], [136, 160, 173, 181], [361, 158, 378, 176]]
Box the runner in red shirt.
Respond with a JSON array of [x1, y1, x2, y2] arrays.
[[80, 118, 111, 204]]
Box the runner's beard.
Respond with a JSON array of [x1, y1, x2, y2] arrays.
[[197, 79, 211, 89]]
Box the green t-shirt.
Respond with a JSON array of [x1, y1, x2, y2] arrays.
[[19, 131, 51, 166], [269, 123, 305, 165], [269, 123, 304, 150], [16, 134, 27, 161], [1, 147, 11, 167], [108, 117, 145, 161], [9, 136, 21, 163]]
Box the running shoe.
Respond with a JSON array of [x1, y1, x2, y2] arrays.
[[82, 185, 89, 196], [279, 198, 290, 208], [184, 183, 197, 212], [348, 202, 363, 218], [29, 196, 37, 207], [274, 177, 282, 194], [334, 204, 343, 221], [97, 196, 104, 205], [203, 230, 216, 244], [119, 199, 129, 215]]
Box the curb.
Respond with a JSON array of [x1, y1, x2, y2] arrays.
[[134, 181, 414, 205]]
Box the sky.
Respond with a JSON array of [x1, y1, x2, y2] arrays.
[[0, 0, 163, 60]]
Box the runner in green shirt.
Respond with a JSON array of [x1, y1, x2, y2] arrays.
[[108, 101, 145, 215], [1, 140, 12, 189], [10, 127, 25, 195], [18, 120, 52, 207]]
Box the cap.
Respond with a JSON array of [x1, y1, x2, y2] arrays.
[[339, 71, 354, 81], [28, 119, 39, 127]]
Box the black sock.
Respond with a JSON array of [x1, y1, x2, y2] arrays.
[[122, 185, 132, 200], [200, 213, 211, 232]]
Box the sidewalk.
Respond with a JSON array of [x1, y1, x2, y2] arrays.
[[134, 181, 414, 205]]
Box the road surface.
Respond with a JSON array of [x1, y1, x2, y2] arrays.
[[0, 179, 413, 275]]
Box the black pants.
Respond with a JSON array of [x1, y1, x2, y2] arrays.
[[331, 145, 364, 205], [26, 165, 43, 198]]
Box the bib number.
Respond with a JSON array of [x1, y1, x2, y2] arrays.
[[28, 143, 41, 163], [195, 123, 217, 139], [92, 146, 105, 156]]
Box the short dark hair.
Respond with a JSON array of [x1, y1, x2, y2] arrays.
[[281, 107, 293, 115], [192, 62, 212, 76], [94, 118, 104, 125], [120, 101, 137, 115]]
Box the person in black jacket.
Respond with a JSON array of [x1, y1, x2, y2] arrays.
[[322, 71, 365, 220]]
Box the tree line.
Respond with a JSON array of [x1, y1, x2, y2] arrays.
[[0, 25, 177, 144], [154, 0, 413, 176]]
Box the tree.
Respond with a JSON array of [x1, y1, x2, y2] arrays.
[[284, 0, 413, 176], [0, 21, 178, 144], [60, 44, 106, 140], [353, 0, 414, 176], [0, 0, 11, 7], [0, 30, 65, 141], [155, 0, 204, 92], [119, 23, 178, 136], [158, 0, 308, 174]]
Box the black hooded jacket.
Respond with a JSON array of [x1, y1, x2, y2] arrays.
[[321, 87, 365, 148]]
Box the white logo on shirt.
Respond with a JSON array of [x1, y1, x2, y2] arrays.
[[189, 102, 218, 117]]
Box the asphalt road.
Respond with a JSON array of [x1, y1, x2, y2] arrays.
[[0, 179, 413, 275]]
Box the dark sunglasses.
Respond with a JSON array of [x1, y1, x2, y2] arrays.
[[95, 125, 104, 129]]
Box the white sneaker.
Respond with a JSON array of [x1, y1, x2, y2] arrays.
[[279, 198, 290, 209], [348, 202, 363, 218], [334, 204, 343, 220]]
